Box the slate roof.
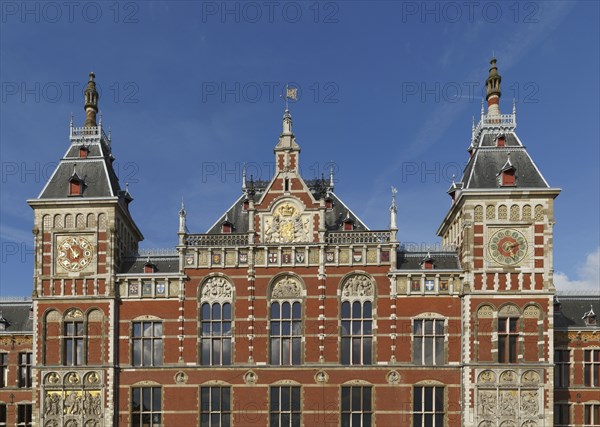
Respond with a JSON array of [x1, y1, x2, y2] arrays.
[[396, 251, 461, 271], [554, 295, 600, 329], [119, 256, 180, 275], [0, 299, 33, 333], [460, 130, 549, 190], [205, 179, 368, 234], [37, 129, 126, 201]]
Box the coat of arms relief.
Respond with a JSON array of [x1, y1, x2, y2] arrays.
[[263, 201, 311, 243]]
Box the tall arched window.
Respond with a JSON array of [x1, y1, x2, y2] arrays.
[[340, 274, 375, 365], [200, 277, 233, 366], [63, 309, 86, 366], [269, 276, 303, 365], [497, 304, 521, 364]]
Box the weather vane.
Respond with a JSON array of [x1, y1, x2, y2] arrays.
[[281, 84, 298, 111]]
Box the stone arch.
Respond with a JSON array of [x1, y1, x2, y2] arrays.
[[474, 205, 483, 222], [53, 214, 63, 228], [486, 205, 495, 220], [498, 205, 507, 220], [510, 204, 519, 221], [339, 271, 376, 302], [522, 205, 532, 220], [199, 274, 234, 303]]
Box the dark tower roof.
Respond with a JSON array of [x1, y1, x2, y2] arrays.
[[457, 59, 550, 191]]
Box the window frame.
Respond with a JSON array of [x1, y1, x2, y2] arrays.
[[412, 318, 445, 366], [0, 353, 7, 388], [554, 403, 570, 427], [554, 349, 570, 388], [63, 320, 85, 366], [131, 386, 162, 427], [269, 300, 302, 366], [200, 302, 232, 366], [584, 349, 600, 387], [18, 352, 32, 388], [412, 385, 444, 427], [340, 300, 373, 366], [497, 316, 519, 364], [0, 403, 6, 427], [340, 385, 372, 427], [16, 404, 32, 427], [584, 403, 600, 426], [200, 385, 231, 427], [132, 320, 163, 367], [269, 385, 301, 427]]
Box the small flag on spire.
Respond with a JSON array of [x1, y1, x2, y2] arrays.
[[286, 86, 298, 101]]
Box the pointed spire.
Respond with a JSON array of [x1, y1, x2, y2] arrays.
[[486, 57, 502, 115], [70, 112, 74, 127], [480, 98, 485, 118], [512, 97, 517, 115], [329, 163, 335, 190], [282, 108, 293, 135], [389, 186, 397, 231], [83, 72, 99, 128], [242, 163, 247, 191], [178, 197, 187, 234]]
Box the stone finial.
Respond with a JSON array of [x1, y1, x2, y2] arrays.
[[84, 72, 99, 127]]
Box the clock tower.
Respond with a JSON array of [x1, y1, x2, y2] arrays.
[[437, 59, 561, 426], [27, 73, 143, 426]]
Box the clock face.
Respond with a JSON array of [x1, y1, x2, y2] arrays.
[[57, 236, 95, 272], [488, 229, 528, 266]]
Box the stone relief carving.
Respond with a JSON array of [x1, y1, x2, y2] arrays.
[[46, 372, 60, 384], [45, 393, 62, 416], [479, 391, 497, 419], [521, 370, 540, 384], [174, 371, 188, 384], [500, 422, 516, 427], [521, 421, 537, 427], [83, 392, 102, 416], [65, 308, 84, 319], [520, 391, 538, 417], [342, 275, 374, 298], [201, 277, 233, 302], [264, 202, 310, 243], [45, 420, 60, 427], [386, 370, 400, 385], [65, 391, 83, 415], [272, 277, 302, 299], [66, 372, 80, 385], [479, 422, 494, 427], [499, 390, 517, 417], [243, 370, 257, 385], [478, 370, 496, 383], [314, 370, 329, 384], [499, 370, 517, 383]]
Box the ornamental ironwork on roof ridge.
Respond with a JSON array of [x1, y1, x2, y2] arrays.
[[0, 296, 32, 302]]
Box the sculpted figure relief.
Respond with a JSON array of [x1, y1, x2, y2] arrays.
[[520, 391, 538, 416], [264, 202, 310, 243], [479, 391, 497, 419], [202, 277, 233, 302], [342, 275, 374, 298], [272, 277, 302, 299]]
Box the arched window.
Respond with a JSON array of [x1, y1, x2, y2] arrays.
[[413, 315, 445, 365], [200, 277, 233, 366], [269, 276, 303, 365], [340, 274, 375, 365], [63, 308, 86, 366], [498, 304, 520, 364]]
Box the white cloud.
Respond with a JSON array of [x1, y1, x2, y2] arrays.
[[555, 247, 600, 293]]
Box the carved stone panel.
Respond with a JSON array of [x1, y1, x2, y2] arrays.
[[271, 276, 302, 299], [262, 200, 311, 244], [201, 277, 233, 302], [342, 275, 374, 299]]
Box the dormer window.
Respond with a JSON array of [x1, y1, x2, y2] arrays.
[[420, 253, 434, 270], [342, 215, 354, 231], [69, 177, 83, 196], [242, 199, 249, 211], [325, 197, 333, 209], [221, 220, 233, 234], [79, 145, 89, 158], [500, 168, 515, 186], [0, 314, 9, 331], [144, 260, 156, 274], [496, 135, 506, 147], [498, 157, 516, 187], [582, 306, 597, 326]]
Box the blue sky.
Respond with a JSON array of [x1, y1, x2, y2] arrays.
[[1, 1, 598, 296]]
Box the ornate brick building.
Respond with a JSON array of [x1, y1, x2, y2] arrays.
[[1, 59, 596, 426]]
